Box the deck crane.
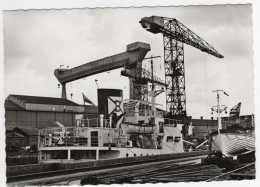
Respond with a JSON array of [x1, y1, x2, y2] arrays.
[[230, 102, 241, 117], [54, 42, 166, 101], [140, 16, 224, 119]]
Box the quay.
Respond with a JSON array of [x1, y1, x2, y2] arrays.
[[7, 150, 209, 185]]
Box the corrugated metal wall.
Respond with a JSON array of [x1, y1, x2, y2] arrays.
[[5, 111, 75, 128]]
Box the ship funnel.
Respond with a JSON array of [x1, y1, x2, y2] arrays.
[[97, 89, 123, 119]]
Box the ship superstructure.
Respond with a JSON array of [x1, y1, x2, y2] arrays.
[[38, 90, 184, 162]]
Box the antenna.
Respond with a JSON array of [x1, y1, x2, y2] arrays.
[[95, 79, 99, 89]]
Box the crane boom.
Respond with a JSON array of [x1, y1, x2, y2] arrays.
[[140, 16, 223, 58]]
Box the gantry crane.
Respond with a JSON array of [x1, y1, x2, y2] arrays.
[[140, 16, 224, 119], [54, 42, 165, 101]]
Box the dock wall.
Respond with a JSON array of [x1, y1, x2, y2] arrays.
[[7, 150, 209, 177]]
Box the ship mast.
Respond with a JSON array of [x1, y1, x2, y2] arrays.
[[144, 55, 161, 115], [211, 90, 228, 132]]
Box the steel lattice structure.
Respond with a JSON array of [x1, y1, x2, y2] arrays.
[[140, 16, 223, 118], [121, 67, 166, 101], [164, 20, 186, 116]]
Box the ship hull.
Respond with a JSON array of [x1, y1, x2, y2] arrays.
[[211, 131, 255, 156], [39, 146, 184, 163]]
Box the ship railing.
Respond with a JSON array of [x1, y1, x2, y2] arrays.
[[39, 127, 75, 135], [39, 135, 89, 147], [75, 118, 111, 128], [38, 126, 120, 148]]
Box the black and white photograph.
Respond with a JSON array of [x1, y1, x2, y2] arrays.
[[1, 1, 257, 186]]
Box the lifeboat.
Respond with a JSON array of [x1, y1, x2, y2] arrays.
[[121, 122, 156, 134]]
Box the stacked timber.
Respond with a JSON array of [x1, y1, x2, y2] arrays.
[[81, 162, 223, 185]]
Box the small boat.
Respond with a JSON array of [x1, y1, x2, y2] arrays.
[[210, 129, 255, 156], [209, 90, 255, 156], [121, 122, 156, 134]]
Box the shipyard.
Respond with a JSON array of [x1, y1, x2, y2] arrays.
[[3, 5, 255, 186]]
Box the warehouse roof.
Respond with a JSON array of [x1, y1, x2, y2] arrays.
[[5, 94, 98, 113], [9, 94, 80, 106], [4, 100, 25, 111]]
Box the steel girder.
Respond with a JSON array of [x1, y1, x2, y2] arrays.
[[121, 67, 166, 101]]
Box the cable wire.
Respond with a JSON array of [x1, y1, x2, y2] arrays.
[[204, 53, 208, 117]]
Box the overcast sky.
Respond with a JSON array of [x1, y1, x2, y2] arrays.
[[3, 4, 254, 119]]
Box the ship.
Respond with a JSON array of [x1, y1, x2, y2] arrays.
[[209, 90, 255, 156], [38, 89, 185, 163]]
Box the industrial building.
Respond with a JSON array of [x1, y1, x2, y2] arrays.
[[191, 119, 218, 139], [5, 94, 98, 147]]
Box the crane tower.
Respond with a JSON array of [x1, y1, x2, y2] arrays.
[[140, 16, 224, 119]]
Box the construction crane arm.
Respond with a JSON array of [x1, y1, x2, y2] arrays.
[[167, 18, 224, 58], [54, 42, 150, 84], [140, 16, 223, 58], [121, 68, 166, 86]]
